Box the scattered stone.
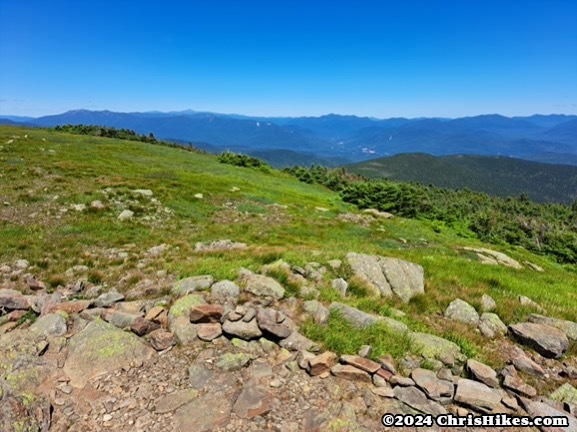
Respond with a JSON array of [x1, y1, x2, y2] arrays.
[[394, 386, 447, 416], [528, 313, 577, 341], [550, 383, 577, 406], [14, 259, 30, 270], [170, 316, 198, 345], [256, 307, 292, 338], [29, 313, 67, 337], [444, 298, 479, 326], [93, 291, 125, 308], [480, 294, 497, 312], [389, 375, 415, 387], [467, 359, 499, 388], [524, 401, 577, 431], [478, 312, 508, 338], [329, 302, 407, 333], [331, 278, 348, 297], [222, 318, 263, 340], [26, 276, 46, 291], [340, 354, 381, 374], [215, 352, 251, 371], [149, 329, 176, 351], [454, 379, 506, 412], [190, 304, 224, 323], [279, 330, 318, 352], [118, 209, 134, 220], [107, 310, 141, 329], [330, 364, 371, 383], [511, 350, 546, 377], [345, 252, 393, 297], [238, 269, 285, 300], [411, 368, 454, 400], [210, 280, 240, 303], [503, 374, 537, 398], [168, 294, 206, 323], [509, 322, 569, 359], [130, 316, 160, 336], [233, 384, 274, 419], [90, 200, 105, 210], [518, 295, 546, 313], [309, 351, 337, 376], [197, 323, 223, 341]]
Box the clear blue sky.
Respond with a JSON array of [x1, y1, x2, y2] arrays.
[[1, 0, 576, 118]]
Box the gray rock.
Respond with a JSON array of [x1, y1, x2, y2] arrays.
[[222, 318, 263, 340], [329, 302, 408, 333], [233, 384, 274, 419], [279, 330, 318, 352], [550, 383, 577, 406], [302, 300, 329, 325], [409, 332, 465, 362], [188, 364, 214, 389], [117, 209, 134, 220], [238, 270, 285, 300], [524, 401, 577, 432], [107, 311, 141, 329], [393, 386, 447, 416], [93, 291, 125, 308], [411, 368, 454, 400], [210, 280, 240, 303], [197, 323, 223, 341], [528, 313, 577, 340], [215, 352, 251, 371], [168, 294, 206, 323], [331, 278, 348, 297], [154, 389, 199, 414], [466, 359, 498, 388], [0, 289, 31, 310], [480, 294, 497, 312], [29, 313, 67, 337], [170, 316, 198, 345], [255, 307, 293, 339], [63, 319, 154, 388], [194, 239, 247, 252], [379, 257, 425, 303], [511, 350, 545, 377], [345, 252, 393, 297], [330, 364, 371, 382], [478, 312, 508, 338], [444, 298, 479, 326], [175, 391, 233, 432], [454, 378, 506, 412], [462, 247, 523, 269], [509, 322, 569, 359], [149, 329, 176, 351], [172, 275, 215, 296]]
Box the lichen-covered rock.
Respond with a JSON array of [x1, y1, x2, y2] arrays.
[[172, 275, 215, 297], [210, 280, 240, 303], [238, 269, 285, 300], [478, 313, 508, 339], [168, 294, 206, 323], [444, 298, 479, 326], [409, 332, 465, 362], [63, 319, 154, 388]]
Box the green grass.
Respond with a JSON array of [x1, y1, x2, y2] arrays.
[[1, 125, 576, 366]]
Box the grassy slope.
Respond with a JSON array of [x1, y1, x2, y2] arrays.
[[1, 126, 576, 366], [345, 153, 577, 204]]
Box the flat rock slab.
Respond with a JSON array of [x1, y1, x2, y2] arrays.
[[467, 359, 499, 388], [233, 384, 274, 419], [154, 389, 199, 414], [330, 364, 371, 383], [528, 313, 577, 341], [454, 378, 506, 412], [509, 322, 569, 359], [393, 385, 447, 416], [63, 319, 154, 388], [175, 391, 234, 432], [525, 401, 577, 432], [340, 354, 381, 374]]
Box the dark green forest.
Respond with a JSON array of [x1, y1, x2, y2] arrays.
[[284, 165, 577, 265]]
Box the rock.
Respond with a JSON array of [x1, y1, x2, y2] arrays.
[[197, 323, 223, 341], [170, 316, 198, 345], [478, 312, 508, 338], [454, 378, 506, 412], [309, 351, 337, 376], [190, 304, 223, 323], [26, 276, 46, 291], [528, 313, 577, 340], [378, 354, 397, 374], [63, 319, 154, 388], [172, 275, 215, 296], [409, 332, 464, 362], [175, 391, 233, 432], [549, 383, 577, 406], [524, 401, 577, 432], [345, 252, 392, 297], [210, 280, 240, 303], [389, 375, 415, 387], [233, 384, 273, 419], [509, 322, 569, 359], [279, 331, 318, 352], [511, 350, 546, 377], [238, 270, 285, 300], [149, 329, 176, 351], [44, 299, 91, 315], [363, 208, 394, 219], [222, 318, 262, 340], [503, 374, 537, 398], [357, 345, 372, 358], [519, 295, 546, 312], [329, 302, 408, 333], [467, 359, 499, 388], [411, 368, 454, 400], [29, 313, 67, 337], [0, 290, 30, 310], [14, 259, 30, 270], [394, 386, 447, 416], [215, 352, 251, 371], [107, 310, 141, 329], [154, 389, 199, 414], [93, 291, 125, 308], [90, 200, 105, 210], [330, 364, 371, 383], [480, 294, 497, 312], [302, 300, 329, 325], [168, 294, 206, 323], [462, 247, 523, 269], [118, 209, 134, 220], [379, 257, 425, 303], [525, 261, 545, 272], [444, 298, 479, 326], [256, 307, 293, 339], [130, 316, 160, 336], [340, 354, 381, 374], [188, 364, 214, 389], [194, 239, 247, 252], [331, 278, 348, 297]]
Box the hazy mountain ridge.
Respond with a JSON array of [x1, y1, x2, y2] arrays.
[[1, 109, 575, 166]]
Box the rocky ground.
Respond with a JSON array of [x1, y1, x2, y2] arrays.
[[1, 246, 577, 432]]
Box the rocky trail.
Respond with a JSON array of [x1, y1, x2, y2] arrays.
[[1, 246, 577, 432]]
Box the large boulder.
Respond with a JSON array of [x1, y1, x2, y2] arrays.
[[345, 253, 424, 302], [63, 319, 154, 388], [509, 322, 569, 359], [528, 313, 577, 341]]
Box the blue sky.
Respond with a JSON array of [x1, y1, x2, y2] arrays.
[[1, 0, 576, 118]]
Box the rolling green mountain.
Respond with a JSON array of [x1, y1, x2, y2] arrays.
[[345, 153, 577, 204]]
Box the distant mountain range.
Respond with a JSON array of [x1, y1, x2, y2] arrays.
[[1, 109, 576, 166], [345, 153, 577, 204]]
